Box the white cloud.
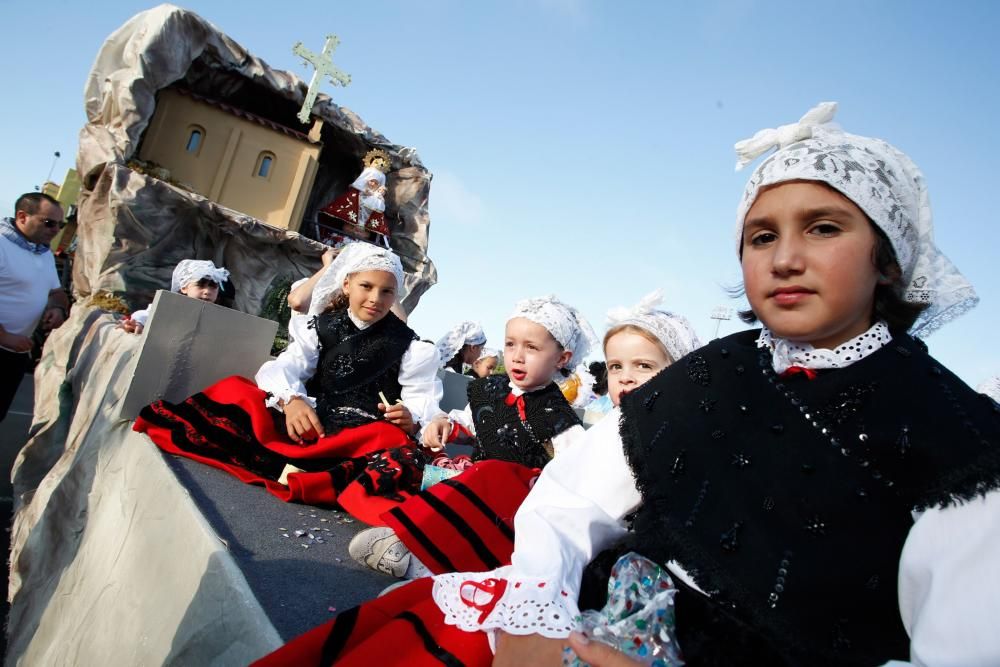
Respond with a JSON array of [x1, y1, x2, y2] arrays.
[[429, 170, 486, 227]]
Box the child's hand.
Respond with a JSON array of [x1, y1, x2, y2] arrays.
[[422, 415, 450, 451], [492, 631, 567, 667], [321, 248, 336, 267], [380, 402, 416, 434], [119, 319, 143, 334], [283, 397, 325, 442], [565, 632, 643, 667]]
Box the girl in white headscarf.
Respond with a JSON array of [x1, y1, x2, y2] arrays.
[[122, 259, 230, 333], [431, 104, 1000, 667], [468, 347, 500, 378], [585, 290, 703, 424], [435, 321, 487, 373], [134, 243, 445, 526]]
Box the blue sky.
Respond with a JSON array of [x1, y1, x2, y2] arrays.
[[2, 1, 998, 386]]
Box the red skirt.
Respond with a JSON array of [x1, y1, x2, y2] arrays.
[[382, 460, 538, 574], [253, 578, 491, 666], [133, 375, 422, 525]]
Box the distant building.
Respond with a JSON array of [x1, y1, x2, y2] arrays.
[[55, 169, 82, 212], [138, 88, 323, 231], [40, 169, 82, 257], [40, 181, 60, 199]]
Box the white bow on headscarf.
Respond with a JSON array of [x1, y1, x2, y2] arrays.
[[733, 102, 838, 171]]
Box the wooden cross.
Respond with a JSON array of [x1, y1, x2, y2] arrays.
[[293, 34, 351, 124]]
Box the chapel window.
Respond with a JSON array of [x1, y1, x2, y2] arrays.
[[185, 126, 205, 154], [255, 152, 276, 179]]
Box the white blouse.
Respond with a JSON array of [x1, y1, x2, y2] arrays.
[[432, 324, 1000, 666], [255, 309, 443, 430], [129, 308, 150, 326]]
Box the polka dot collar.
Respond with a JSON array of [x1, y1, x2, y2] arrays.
[[757, 321, 892, 375]]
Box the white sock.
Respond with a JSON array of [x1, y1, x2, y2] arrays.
[[404, 554, 432, 579]]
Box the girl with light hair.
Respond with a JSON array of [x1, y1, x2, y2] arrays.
[[134, 243, 444, 525]]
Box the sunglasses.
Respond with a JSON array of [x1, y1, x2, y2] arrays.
[[41, 218, 66, 229]]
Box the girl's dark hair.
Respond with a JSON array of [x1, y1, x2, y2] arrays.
[[444, 351, 463, 373], [325, 293, 350, 313], [589, 361, 608, 396], [734, 223, 927, 336], [216, 278, 236, 308]]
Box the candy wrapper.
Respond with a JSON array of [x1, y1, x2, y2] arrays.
[[564, 552, 684, 667], [419, 464, 462, 491]]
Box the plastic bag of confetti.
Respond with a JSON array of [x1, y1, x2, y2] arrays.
[[563, 552, 684, 667]]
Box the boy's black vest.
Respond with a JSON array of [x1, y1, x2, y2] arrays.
[[466, 375, 581, 469], [619, 329, 1000, 666], [306, 309, 417, 432]]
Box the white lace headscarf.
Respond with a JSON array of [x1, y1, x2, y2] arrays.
[[605, 290, 703, 363], [170, 259, 230, 293], [508, 295, 599, 371], [307, 242, 404, 317], [475, 347, 499, 363], [350, 167, 386, 192], [734, 102, 978, 336], [435, 321, 488, 367], [978, 376, 1000, 403]]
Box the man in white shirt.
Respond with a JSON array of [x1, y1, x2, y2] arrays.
[[0, 193, 70, 421]]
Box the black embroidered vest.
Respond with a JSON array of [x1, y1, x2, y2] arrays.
[[466, 375, 582, 469], [306, 309, 417, 432], [619, 330, 1000, 666]]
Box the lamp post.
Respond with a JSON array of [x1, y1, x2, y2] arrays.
[[709, 305, 733, 339], [46, 151, 61, 184]]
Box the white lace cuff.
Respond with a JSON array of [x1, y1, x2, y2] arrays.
[[264, 390, 316, 411], [432, 567, 579, 638]]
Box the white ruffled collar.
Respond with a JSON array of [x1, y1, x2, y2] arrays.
[[508, 380, 549, 397], [346, 309, 372, 331], [757, 321, 892, 375]]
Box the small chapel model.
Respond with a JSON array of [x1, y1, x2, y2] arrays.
[[138, 88, 323, 231]]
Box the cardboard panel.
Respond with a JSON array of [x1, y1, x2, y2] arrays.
[[118, 290, 277, 419], [438, 369, 473, 413]]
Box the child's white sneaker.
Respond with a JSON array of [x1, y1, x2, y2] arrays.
[[348, 526, 411, 578]]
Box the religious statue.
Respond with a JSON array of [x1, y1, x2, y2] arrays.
[[318, 149, 392, 243]]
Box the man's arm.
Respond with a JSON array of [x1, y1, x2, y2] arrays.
[[41, 288, 69, 330], [0, 323, 33, 352]]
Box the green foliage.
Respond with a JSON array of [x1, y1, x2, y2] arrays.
[[260, 275, 294, 355]]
